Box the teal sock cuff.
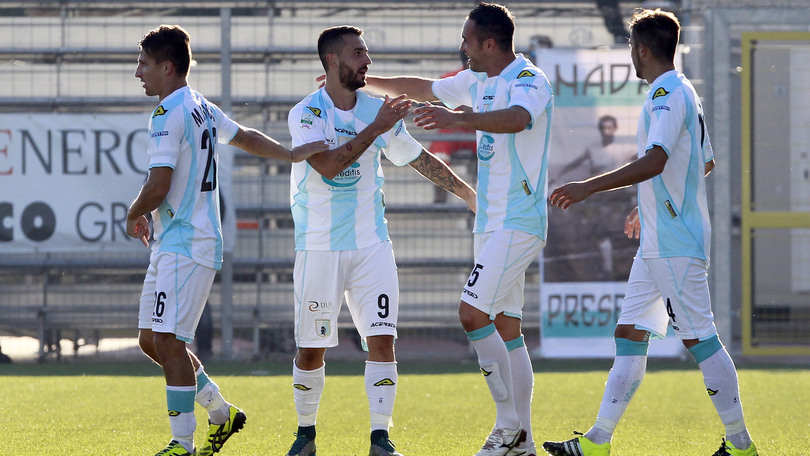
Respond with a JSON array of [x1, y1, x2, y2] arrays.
[[615, 338, 649, 356], [166, 387, 196, 413], [688, 334, 722, 364], [466, 323, 496, 341], [504, 335, 525, 352], [196, 370, 210, 393]]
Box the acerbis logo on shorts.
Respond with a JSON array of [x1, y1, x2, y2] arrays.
[[308, 300, 333, 312], [370, 321, 395, 328], [463, 288, 478, 299], [480, 367, 492, 376], [294, 384, 312, 391], [374, 378, 395, 386], [152, 317, 164, 324]]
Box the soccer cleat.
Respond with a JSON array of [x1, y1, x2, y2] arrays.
[[155, 440, 196, 456], [369, 430, 404, 456], [198, 406, 247, 455], [542, 433, 610, 456], [473, 427, 526, 456], [286, 430, 317, 456], [712, 439, 758, 456]]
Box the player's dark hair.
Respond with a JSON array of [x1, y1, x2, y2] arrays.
[[467, 2, 515, 52], [139, 24, 192, 77], [317, 25, 364, 72], [628, 9, 680, 62]]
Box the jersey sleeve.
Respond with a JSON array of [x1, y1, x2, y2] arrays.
[[645, 86, 686, 156], [432, 69, 476, 109], [288, 103, 328, 148], [379, 119, 423, 166], [147, 109, 183, 169], [210, 103, 240, 144], [508, 70, 550, 130]]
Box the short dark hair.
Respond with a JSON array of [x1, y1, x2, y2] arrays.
[[317, 25, 363, 72], [598, 115, 617, 128], [467, 2, 515, 52], [628, 9, 680, 62], [139, 24, 192, 77]]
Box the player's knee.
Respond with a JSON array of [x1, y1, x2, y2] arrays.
[[614, 324, 649, 341], [295, 348, 326, 370], [686, 334, 722, 364], [458, 302, 488, 332]]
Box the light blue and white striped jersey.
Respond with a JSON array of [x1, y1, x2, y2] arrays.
[[146, 86, 239, 270], [288, 88, 422, 251], [636, 70, 714, 262], [432, 54, 553, 239]]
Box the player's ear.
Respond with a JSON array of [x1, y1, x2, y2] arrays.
[[325, 53, 338, 71]]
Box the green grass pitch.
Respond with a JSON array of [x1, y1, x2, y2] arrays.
[[1, 359, 806, 455]]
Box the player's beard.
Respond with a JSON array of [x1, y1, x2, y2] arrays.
[[339, 62, 367, 91]]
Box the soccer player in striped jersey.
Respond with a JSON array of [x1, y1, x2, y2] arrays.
[[283, 25, 476, 456], [542, 9, 757, 456], [127, 25, 326, 456], [363, 3, 552, 456]]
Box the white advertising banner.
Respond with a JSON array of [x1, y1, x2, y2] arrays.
[[535, 48, 685, 358], [0, 113, 150, 252]]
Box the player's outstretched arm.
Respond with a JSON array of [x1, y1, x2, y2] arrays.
[[550, 146, 668, 210], [307, 95, 412, 179], [413, 104, 530, 134], [363, 75, 438, 102], [408, 150, 476, 212], [229, 126, 327, 162]]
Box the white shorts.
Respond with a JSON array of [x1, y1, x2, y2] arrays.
[[462, 230, 545, 319], [294, 240, 399, 348], [138, 251, 216, 343], [619, 256, 717, 340]]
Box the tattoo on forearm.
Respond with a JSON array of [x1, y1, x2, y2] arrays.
[[335, 137, 372, 168], [411, 153, 462, 194], [231, 133, 244, 145]]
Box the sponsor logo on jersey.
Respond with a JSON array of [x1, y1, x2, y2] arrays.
[[477, 134, 495, 161], [307, 106, 322, 117], [335, 127, 357, 136], [480, 367, 492, 376], [293, 384, 312, 391], [517, 69, 535, 79], [483, 95, 495, 100], [153, 105, 167, 117], [151, 130, 169, 138], [301, 111, 314, 127], [322, 161, 362, 188], [652, 105, 671, 112], [707, 388, 718, 396], [374, 378, 395, 386], [167, 209, 175, 218], [664, 200, 677, 218], [316, 319, 330, 337], [308, 300, 333, 312], [652, 87, 669, 99], [394, 120, 403, 136], [515, 83, 538, 89]]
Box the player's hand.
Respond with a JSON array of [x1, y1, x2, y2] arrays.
[[291, 140, 329, 162], [548, 181, 592, 210], [370, 95, 411, 135], [315, 74, 326, 88], [127, 215, 150, 247], [412, 102, 465, 130], [624, 206, 640, 239]]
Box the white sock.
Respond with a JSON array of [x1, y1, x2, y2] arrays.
[[293, 362, 325, 426], [698, 347, 752, 449], [169, 412, 196, 451], [507, 337, 534, 447], [195, 366, 231, 425], [468, 324, 519, 430], [587, 352, 647, 444], [166, 385, 197, 450], [365, 361, 398, 431]]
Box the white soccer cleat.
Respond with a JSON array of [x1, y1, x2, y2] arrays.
[[473, 427, 526, 456]]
